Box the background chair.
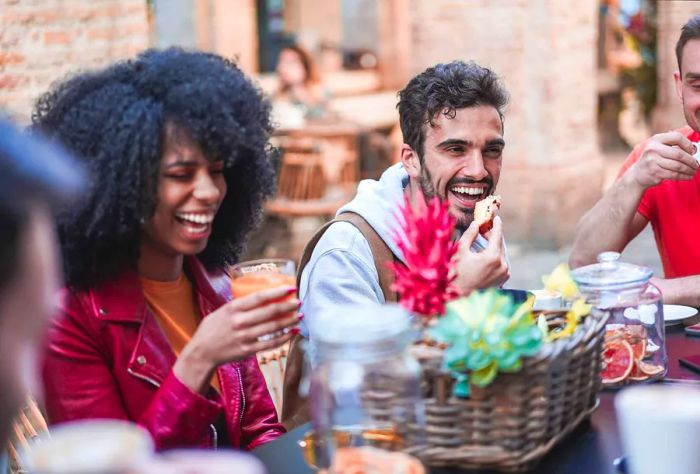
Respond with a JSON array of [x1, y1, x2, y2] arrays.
[[256, 342, 290, 418], [266, 139, 358, 218], [6, 399, 48, 473]]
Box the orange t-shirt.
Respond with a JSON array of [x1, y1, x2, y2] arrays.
[[141, 273, 220, 392], [617, 125, 700, 278]]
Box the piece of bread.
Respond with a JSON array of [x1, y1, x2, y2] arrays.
[[474, 195, 501, 234]]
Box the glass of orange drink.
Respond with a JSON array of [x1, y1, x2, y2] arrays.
[[231, 258, 296, 297], [231, 259, 297, 338]]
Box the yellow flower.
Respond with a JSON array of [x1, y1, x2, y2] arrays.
[[542, 263, 579, 300], [537, 313, 549, 338], [547, 310, 577, 341], [546, 298, 590, 342], [569, 298, 591, 321]]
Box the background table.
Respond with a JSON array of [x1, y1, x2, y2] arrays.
[[254, 325, 700, 473]]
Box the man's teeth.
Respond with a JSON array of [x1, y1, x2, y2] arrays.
[[451, 186, 483, 196], [176, 213, 214, 224]]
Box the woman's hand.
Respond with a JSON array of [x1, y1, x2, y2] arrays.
[[173, 285, 300, 394]]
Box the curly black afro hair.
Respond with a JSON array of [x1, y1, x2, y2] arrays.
[[32, 48, 277, 289]]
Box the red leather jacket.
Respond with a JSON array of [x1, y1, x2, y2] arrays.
[[42, 257, 284, 450]]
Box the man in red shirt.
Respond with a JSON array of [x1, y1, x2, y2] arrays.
[[570, 15, 700, 306]]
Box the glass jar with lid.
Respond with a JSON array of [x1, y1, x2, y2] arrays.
[[307, 304, 425, 468], [571, 252, 667, 388]]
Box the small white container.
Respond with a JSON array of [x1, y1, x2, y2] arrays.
[[531, 289, 563, 311], [20, 419, 154, 474]]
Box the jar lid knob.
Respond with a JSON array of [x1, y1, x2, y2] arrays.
[[597, 251, 620, 268]]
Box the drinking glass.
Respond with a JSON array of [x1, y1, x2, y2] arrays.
[[231, 258, 297, 340], [616, 385, 700, 474], [230, 258, 296, 299]]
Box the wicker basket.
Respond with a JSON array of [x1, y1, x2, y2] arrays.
[[403, 308, 609, 473]]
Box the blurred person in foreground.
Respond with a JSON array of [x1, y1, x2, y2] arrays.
[[570, 15, 700, 306], [0, 119, 83, 460], [34, 48, 300, 450], [283, 61, 511, 427]]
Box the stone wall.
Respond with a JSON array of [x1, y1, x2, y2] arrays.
[[652, 0, 700, 132], [0, 0, 149, 122], [409, 0, 604, 249]]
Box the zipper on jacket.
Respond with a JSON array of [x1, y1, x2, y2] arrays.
[[127, 367, 161, 388], [236, 365, 246, 427], [210, 424, 218, 449]]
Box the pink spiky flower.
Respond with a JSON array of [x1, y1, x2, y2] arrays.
[[389, 190, 459, 319]]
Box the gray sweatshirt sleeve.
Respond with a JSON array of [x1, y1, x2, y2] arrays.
[[298, 222, 384, 344]]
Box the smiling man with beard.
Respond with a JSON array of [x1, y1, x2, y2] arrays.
[[570, 15, 700, 307], [282, 61, 510, 428]]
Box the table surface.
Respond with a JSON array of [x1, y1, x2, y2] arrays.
[[253, 325, 700, 474]]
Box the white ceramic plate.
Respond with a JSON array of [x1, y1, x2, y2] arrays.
[[664, 304, 698, 326]]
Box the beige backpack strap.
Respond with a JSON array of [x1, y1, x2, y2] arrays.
[[296, 212, 397, 302], [283, 212, 398, 430]]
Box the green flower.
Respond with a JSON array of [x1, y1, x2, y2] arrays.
[[430, 289, 543, 397]]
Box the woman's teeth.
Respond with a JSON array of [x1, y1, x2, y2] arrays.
[[175, 212, 214, 236], [176, 212, 214, 224]]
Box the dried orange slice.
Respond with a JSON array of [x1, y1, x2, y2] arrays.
[[601, 340, 634, 384], [628, 360, 650, 381], [638, 361, 664, 376], [629, 338, 647, 361], [605, 324, 625, 342]]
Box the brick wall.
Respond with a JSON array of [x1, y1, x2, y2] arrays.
[[0, 0, 149, 122], [409, 0, 604, 248], [652, 1, 700, 132]]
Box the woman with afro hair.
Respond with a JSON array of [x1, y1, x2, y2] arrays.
[[34, 48, 300, 450]]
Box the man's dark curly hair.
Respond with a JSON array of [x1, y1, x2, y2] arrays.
[[31, 48, 277, 289], [397, 61, 509, 160], [676, 14, 700, 73]]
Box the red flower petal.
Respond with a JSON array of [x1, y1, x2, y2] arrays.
[[389, 190, 459, 318]]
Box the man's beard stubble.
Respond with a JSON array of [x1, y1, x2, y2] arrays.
[[417, 163, 493, 234]]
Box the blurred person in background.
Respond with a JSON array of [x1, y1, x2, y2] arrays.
[[33, 48, 300, 450], [570, 15, 700, 306], [273, 43, 329, 123], [0, 118, 83, 466], [272, 42, 394, 179], [318, 40, 344, 74]]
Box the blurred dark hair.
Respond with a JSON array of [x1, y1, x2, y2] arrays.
[[279, 44, 320, 86], [0, 117, 84, 290], [676, 14, 700, 73], [32, 48, 277, 289], [397, 61, 509, 159]]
